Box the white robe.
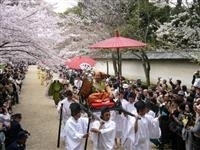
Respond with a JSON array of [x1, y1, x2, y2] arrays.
[[63, 116, 88, 150], [57, 98, 74, 139], [122, 102, 137, 144], [125, 102, 137, 115], [123, 112, 161, 150], [57, 98, 74, 122], [112, 99, 129, 138], [74, 79, 83, 90], [91, 120, 116, 150]]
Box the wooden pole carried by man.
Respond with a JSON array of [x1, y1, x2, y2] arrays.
[[57, 103, 63, 148]]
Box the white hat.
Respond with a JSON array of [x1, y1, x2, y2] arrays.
[[123, 83, 129, 89]]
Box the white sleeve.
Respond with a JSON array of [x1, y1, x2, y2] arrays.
[[91, 120, 100, 129], [147, 116, 161, 139], [65, 122, 84, 140], [100, 122, 116, 134], [57, 101, 62, 112]]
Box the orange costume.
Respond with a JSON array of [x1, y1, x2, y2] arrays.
[[88, 72, 113, 108]]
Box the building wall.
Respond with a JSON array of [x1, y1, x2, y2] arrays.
[[94, 59, 200, 87]]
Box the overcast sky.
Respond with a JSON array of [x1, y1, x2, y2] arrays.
[[43, 0, 78, 13]]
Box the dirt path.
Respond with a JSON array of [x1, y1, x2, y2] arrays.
[[13, 65, 60, 150]]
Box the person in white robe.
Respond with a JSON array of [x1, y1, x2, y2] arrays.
[[122, 92, 137, 145], [123, 100, 161, 150], [125, 92, 137, 115], [74, 76, 83, 91], [112, 91, 129, 148], [90, 107, 116, 150], [57, 90, 75, 139], [63, 103, 89, 150]]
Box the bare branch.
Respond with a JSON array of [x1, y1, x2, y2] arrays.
[[0, 49, 43, 58], [1, 27, 21, 32], [0, 41, 10, 48], [21, 10, 39, 20], [0, 45, 29, 48]]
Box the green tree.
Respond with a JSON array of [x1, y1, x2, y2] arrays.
[[119, 0, 164, 86]]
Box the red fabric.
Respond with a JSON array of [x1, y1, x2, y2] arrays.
[[65, 56, 96, 70], [90, 101, 115, 109], [90, 36, 146, 49]]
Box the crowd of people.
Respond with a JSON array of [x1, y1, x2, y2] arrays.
[[1, 61, 199, 150], [40, 66, 200, 150], [1, 62, 199, 150], [0, 62, 30, 150]]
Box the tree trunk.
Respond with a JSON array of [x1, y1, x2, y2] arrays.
[[141, 50, 150, 86], [177, 0, 183, 7], [118, 52, 122, 76], [143, 0, 151, 87], [112, 52, 118, 76]]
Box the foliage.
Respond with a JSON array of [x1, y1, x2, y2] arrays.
[[156, 6, 200, 49], [119, 0, 172, 48], [79, 0, 130, 29], [63, 6, 82, 16]]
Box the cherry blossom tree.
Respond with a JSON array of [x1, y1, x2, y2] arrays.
[[0, 0, 111, 69], [0, 0, 65, 66]]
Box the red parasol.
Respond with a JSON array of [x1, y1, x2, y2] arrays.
[[90, 34, 146, 49], [89, 30, 146, 75], [65, 56, 96, 70]]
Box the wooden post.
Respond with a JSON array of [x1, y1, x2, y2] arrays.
[[57, 103, 63, 148]]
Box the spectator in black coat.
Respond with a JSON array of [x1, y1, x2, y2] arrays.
[[6, 131, 28, 150], [5, 113, 29, 147]]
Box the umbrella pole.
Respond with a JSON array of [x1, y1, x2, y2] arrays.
[[117, 48, 122, 91], [106, 60, 109, 75]]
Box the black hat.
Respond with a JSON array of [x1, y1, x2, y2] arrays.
[[70, 103, 81, 116], [134, 100, 146, 111], [100, 107, 110, 119], [64, 90, 73, 97], [12, 113, 22, 119], [128, 92, 136, 99]]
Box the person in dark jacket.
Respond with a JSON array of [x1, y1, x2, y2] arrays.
[[6, 131, 28, 150], [5, 113, 29, 147]]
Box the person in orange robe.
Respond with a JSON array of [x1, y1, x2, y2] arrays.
[[88, 72, 112, 104]]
